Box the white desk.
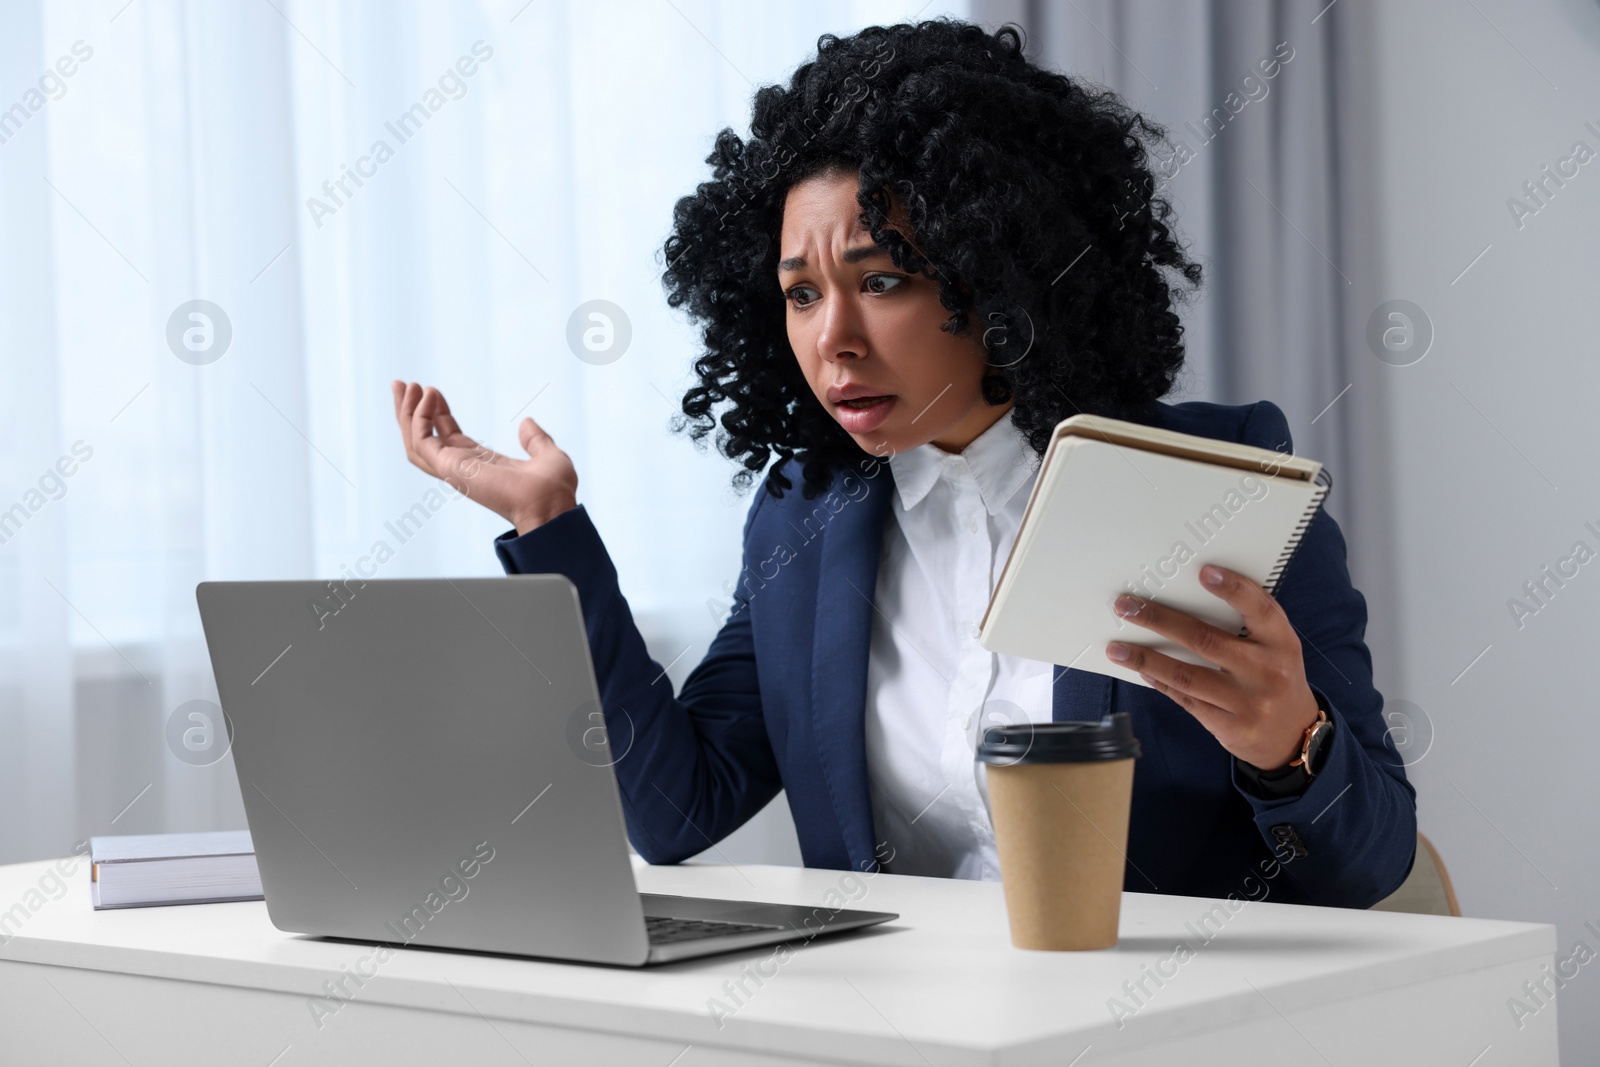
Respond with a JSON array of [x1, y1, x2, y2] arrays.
[[0, 856, 1557, 1066]]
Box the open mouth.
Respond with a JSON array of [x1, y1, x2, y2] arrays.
[[833, 393, 898, 432]]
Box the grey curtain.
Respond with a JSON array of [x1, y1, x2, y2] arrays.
[[967, 0, 1393, 624]]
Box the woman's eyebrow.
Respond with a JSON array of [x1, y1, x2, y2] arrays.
[[777, 245, 891, 273]]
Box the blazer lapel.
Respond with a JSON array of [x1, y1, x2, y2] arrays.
[[810, 461, 895, 873]]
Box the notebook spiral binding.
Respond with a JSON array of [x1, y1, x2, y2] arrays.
[[1261, 466, 1333, 598]]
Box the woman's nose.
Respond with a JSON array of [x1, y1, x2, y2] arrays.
[[817, 301, 867, 362]]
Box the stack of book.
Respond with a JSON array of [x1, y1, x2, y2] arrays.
[[90, 830, 263, 910]]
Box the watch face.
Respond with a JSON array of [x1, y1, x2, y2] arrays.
[[1306, 720, 1334, 775]]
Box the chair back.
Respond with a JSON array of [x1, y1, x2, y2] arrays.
[[1370, 833, 1461, 917]]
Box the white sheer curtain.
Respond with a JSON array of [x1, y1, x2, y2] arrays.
[[0, 0, 968, 866]]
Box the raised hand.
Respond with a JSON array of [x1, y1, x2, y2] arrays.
[[391, 380, 578, 534]]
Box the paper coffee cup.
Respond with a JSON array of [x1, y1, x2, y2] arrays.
[[977, 713, 1141, 950]]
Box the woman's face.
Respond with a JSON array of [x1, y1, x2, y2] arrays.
[[778, 169, 1011, 458]]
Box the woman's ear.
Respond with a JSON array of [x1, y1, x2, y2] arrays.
[[981, 369, 1013, 405]]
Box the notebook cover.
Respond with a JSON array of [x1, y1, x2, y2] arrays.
[[979, 425, 1325, 687]]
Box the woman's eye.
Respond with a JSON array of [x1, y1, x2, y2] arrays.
[[785, 274, 903, 309]]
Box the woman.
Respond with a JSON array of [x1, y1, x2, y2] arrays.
[[391, 19, 1415, 906]]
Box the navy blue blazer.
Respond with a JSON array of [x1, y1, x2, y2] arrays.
[[495, 399, 1417, 908]]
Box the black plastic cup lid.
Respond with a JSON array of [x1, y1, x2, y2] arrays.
[[975, 712, 1141, 765]]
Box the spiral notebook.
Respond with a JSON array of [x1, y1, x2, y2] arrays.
[[978, 413, 1331, 687]]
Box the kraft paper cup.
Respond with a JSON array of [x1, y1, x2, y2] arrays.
[[977, 713, 1141, 951]]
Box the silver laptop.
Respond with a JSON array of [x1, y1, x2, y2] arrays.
[[194, 576, 895, 966]]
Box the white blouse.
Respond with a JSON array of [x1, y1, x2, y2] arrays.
[[862, 411, 1058, 880]]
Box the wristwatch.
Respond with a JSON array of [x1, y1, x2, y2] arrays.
[[1234, 694, 1337, 798], [1290, 702, 1335, 780]]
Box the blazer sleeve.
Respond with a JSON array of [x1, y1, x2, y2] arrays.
[[1231, 399, 1419, 907], [492, 493, 782, 864]]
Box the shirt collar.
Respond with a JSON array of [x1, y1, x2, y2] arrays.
[[888, 412, 1041, 515]]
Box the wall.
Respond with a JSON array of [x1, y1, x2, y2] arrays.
[[1358, 0, 1600, 1058]]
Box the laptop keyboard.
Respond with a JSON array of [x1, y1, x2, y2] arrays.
[[644, 914, 785, 944]]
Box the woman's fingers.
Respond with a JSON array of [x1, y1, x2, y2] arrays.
[[517, 415, 554, 456], [1106, 640, 1238, 715], [1197, 564, 1291, 643], [409, 386, 463, 469], [410, 385, 509, 489], [1135, 668, 1235, 736], [1110, 592, 1256, 672], [1106, 571, 1320, 770], [393, 380, 432, 473], [410, 386, 450, 445], [417, 385, 467, 442]]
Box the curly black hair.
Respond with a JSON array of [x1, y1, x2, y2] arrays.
[[661, 17, 1202, 500]]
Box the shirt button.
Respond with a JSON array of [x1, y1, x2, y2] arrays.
[[968, 621, 982, 639], [964, 514, 980, 534]]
